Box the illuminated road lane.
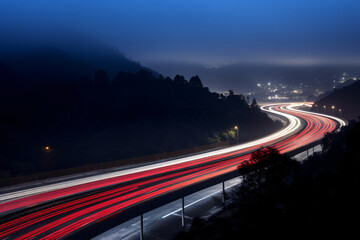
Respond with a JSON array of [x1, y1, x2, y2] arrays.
[[0, 103, 346, 239], [0, 103, 303, 211], [92, 177, 242, 240]]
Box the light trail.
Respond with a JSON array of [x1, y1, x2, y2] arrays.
[[0, 102, 346, 239], [0, 104, 302, 206]]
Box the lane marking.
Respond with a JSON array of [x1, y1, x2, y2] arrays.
[[0, 103, 302, 203], [162, 181, 240, 219]]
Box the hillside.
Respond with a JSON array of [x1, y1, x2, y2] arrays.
[[312, 80, 360, 120], [0, 63, 282, 179], [0, 34, 152, 88]]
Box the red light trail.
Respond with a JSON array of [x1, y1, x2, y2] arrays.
[[0, 103, 346, 239]]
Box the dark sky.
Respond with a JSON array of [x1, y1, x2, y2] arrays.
[[1, 0, 360, 91]]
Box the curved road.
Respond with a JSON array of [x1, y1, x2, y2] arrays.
[[0, 102, 346, 239]]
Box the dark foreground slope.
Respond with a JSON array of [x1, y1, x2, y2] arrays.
[[175, 121, 360, 239]]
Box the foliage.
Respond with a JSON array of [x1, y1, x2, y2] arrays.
[[238, 146, 299, 191], [175, 122, 360, 239], [0, 69, 281, 178]]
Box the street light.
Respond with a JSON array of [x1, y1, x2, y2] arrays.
[[339, 109, 342, 117], [44, 146, 52, 153], [234, 126, 239, 144]]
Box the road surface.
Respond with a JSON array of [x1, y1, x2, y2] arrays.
[[92, 177, 242, 240], [0, 102, 346, 239]]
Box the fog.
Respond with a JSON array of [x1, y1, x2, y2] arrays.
[[1, 0, 360, 92], [149, 61, 360, 93]]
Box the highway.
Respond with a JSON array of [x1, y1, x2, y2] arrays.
[[92, 177, 243, 240], [0, 102, 346, 239]]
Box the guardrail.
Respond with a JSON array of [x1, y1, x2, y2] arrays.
[[66, 139, 323, 240], [1, 107, 339, 239], [0, 141, 230, 189]]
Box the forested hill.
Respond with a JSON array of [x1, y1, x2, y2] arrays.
[[0, 67, 281, 179], [312, 80, 360, 120], [0, 34, 152, 87]]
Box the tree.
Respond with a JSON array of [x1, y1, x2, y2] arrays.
[[174, 74, 188, 86], [94, 69, 108, 88], [251, 97, 258, 108], [189, 75, 203, 88], [238, 146, 299, 189], [164, 76, 172, 84]]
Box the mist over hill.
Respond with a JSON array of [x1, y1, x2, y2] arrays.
[[148, 61, 360, 93], [0, 32, 282, 180], [0, 29, 152, 86]]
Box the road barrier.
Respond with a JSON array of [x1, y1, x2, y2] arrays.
[[0, 141, 230, 189], [66, 140, 323, 240]]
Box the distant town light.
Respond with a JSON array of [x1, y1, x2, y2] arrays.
[[257, 83, 261, 87]]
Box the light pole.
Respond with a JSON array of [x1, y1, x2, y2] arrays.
[[331, 105, 335, 114], [234, 126, 239, 144], [339, 109, 342, 117]]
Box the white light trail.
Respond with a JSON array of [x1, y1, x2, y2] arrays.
[[0, 103, 310, 204], [286, 103, 347, 128]]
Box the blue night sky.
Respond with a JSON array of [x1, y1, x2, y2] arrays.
[[1, 0, 360, 91]]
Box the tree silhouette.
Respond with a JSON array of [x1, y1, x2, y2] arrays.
[[174, 74, 188, 86], [94, 69, 108, 88], [251, 97, 258, 108], [238, 146, 299, 190], [189, 75, 203, 88], [176, 122, 360, 240], [0, 69, 281, 179]]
